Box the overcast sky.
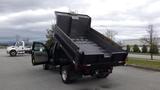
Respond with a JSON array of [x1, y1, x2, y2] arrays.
[[0, 0, 160, 41]]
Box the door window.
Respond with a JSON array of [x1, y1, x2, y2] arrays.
[[34, 43, 46, 52]]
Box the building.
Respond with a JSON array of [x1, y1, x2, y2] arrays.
[[122, 38, 160, 52]]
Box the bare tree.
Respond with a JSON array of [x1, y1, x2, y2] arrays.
[[105, 29, 118, 41], [45, 25, 55, 47], [69, 9, 78, 14], [117, 40, 123, 46], [141, 24, 158, 60]]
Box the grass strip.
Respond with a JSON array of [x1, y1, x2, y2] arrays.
[[127, 57, 160, 69]]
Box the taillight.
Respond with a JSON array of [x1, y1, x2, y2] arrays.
[[83, 64, 91, 66]]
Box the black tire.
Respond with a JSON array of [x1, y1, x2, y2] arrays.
[[9, 50, 17, 56], [43, 64, 50, 70], [60, 65, 73, 84], [96, 72, 109, 78], [31, 58, 35, 65]]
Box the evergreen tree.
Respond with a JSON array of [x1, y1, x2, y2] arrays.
[[45, 25, 55, 48], [142, 45, 147, 53], [126, 45, 130, 52], [133, 44, 141, 53], [150, 44, 159, 54]]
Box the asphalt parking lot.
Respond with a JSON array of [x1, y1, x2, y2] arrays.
[[0, 49, 160, 90]]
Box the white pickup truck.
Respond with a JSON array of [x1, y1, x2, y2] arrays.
[[6, 41, 32, 56]]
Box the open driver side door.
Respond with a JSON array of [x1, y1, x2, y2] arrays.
[[31, 42, 49, 65]]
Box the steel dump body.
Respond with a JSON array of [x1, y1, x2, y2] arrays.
[[54, 11, 127, 65]]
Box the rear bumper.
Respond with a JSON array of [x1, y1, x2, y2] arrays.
[[77, 63, 113, 75], [112, 60, 126, 66], [111, 52, 128, 66]]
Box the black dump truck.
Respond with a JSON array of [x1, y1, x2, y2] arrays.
[[31, 11, 128, 83]]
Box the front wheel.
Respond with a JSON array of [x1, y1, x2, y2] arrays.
[[10, 50, 17, 56], [60, 65, 73, 84]]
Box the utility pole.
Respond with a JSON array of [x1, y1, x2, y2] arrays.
[[141, 24, 158, 60], [148, 25, 153, 60]]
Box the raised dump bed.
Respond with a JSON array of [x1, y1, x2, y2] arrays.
[[54, 11, 127, 65]]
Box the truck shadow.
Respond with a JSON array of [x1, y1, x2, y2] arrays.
[[49, 67, 119, 89], [4, 54, 31, 57]]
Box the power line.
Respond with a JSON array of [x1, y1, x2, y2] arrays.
[[94, 25, 146, 28], [94, 24, 160, 28]]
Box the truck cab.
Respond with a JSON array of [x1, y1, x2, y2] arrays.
[[6, 41, 31, 56]]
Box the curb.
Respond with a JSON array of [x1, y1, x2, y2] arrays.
[[126, 64, 160, 72]]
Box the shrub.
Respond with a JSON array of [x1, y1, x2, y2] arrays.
[[133, 44, 141, 53], [126, 45, 131, 52], [142, 45, 147, 53], [150, 44, 159, 54]]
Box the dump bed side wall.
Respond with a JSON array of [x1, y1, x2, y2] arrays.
[[88, 28, 122, 53], [54, 25, 80, 61], [88, 28, 128, 65]]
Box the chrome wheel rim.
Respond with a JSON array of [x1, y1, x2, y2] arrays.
[[11, 52, 15, 56], [62, 70, 67, 81]]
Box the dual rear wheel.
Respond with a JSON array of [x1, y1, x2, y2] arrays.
[[43, 64, 74, 83], [60, 65, 73, 84]]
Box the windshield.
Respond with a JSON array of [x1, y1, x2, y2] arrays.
[[15, 41, 23, 47]]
